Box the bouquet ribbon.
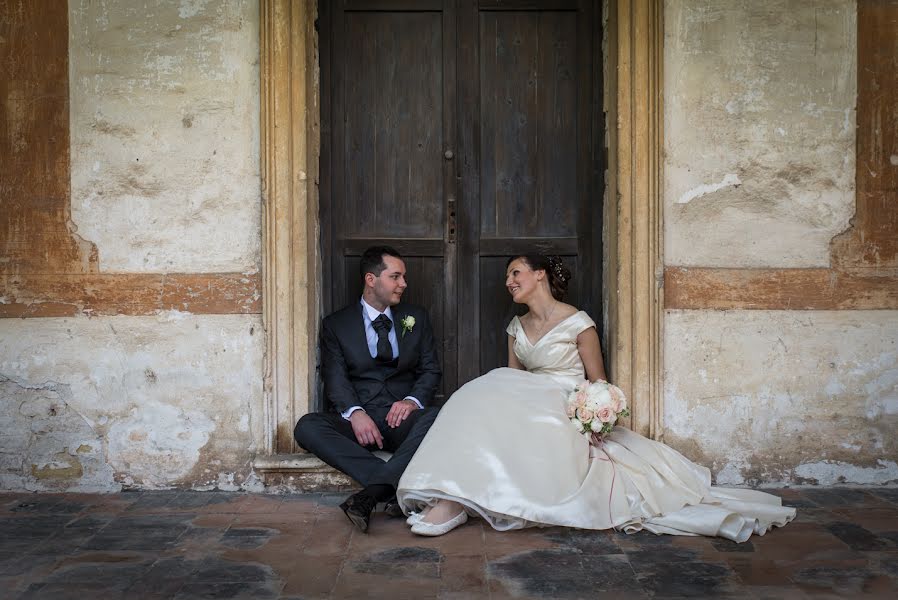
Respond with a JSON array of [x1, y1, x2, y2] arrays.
[[589, 432, 616, 526]]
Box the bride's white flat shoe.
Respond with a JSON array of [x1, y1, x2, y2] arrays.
[[410, 510, 468, 536], [406, 511, 424, 526]]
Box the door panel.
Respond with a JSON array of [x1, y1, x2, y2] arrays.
[[343, 11, 445, 238], [479, 10, 579, 238]]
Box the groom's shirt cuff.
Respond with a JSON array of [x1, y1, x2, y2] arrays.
[[404, 396, 423, 409], [341, 406, 364, 420]]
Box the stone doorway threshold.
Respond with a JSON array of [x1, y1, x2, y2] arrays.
[[254, 452, 393, 492]]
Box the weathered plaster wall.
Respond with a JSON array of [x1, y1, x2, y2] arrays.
[[665, 0, 856, 268], [68, 0, 260, 272], [663, 1, 898, 485], [0, 1, 264, 492], [0, 315, 264, 491], [664, 310, 898, 486]]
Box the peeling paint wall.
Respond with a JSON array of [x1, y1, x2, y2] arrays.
[[68, 0, 260, 272], [1, 314, 264, 491], [664, 311, 898, 485], [0, 375, 112, 491], [665, 0, 856, 268], [663, 1, 898, 485], [0, 1, 263, 491]]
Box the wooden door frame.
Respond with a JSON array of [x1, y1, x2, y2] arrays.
[[257, 0, 663, 457]]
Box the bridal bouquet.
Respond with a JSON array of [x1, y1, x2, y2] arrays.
[[566, 380, 629, 443]]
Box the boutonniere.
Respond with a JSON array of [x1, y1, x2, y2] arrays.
[[400, 315, 416, 338]]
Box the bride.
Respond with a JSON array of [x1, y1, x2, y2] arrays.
[[397, 254, 796, 540]]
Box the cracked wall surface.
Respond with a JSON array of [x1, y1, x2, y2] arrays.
[[0, 375, 113, 492], [664, 0, 856, 268], [0, 0, 265, 491], [664, 310, 898, 486], [1, 0, 264, 492], [0, 314, 263, 491], [68, 0, 260, 272], [663, 1, 898, 485]]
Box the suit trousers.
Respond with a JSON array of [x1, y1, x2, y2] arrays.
[[294, 404, 439, 489]]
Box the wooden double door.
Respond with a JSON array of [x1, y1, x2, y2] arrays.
[[320, 0, 603, 405]]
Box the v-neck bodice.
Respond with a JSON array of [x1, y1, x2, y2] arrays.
[[506, 310, 596, 388]]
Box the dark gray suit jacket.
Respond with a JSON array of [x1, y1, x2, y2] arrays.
[[320, 302, 441, 414]]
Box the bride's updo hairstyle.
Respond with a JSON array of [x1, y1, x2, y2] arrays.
[[508, 254, 572, 301]]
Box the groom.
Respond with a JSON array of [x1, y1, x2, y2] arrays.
[[294, 246, 441, 533]]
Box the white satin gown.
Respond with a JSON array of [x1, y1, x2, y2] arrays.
[[397, 311, 796, 542]]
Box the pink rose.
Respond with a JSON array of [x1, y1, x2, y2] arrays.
[[575, 390, 588, 406], [576, 406, 595, 424], [596, 406, 616, 424], [566, 402, 577, 418], [608, 385, 626, 413]]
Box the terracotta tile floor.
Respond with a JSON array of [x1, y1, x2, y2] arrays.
[[1, 488, 897, 599]]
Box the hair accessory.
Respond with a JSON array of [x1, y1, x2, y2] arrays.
[[548, 255, 566, 283]]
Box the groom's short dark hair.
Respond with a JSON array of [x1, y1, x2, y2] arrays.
[[360, 245, 402, 279]]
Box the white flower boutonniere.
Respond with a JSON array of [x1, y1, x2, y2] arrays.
[[400, 315, 416, 338]]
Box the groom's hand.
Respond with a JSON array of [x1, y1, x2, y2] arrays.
[[349, 411, 383, 449], [386, 399, 419, 428]]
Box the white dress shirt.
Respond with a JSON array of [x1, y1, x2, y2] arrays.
[[362, 299, 400, 360], [341, 298, 423, 420]]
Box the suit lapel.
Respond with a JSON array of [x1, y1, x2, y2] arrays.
[[349, 303, 373, 364]]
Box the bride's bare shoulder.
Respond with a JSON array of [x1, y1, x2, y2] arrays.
[[556, 303, 579, 319]]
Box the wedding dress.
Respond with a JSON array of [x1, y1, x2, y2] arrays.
[[397, 311, 795, 542]]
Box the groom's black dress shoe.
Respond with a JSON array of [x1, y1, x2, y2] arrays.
[[382, 496, 404, 518], [339, 491, 378, 533]]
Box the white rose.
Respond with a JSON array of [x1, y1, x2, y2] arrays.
[[588, 386, 611, 408]]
